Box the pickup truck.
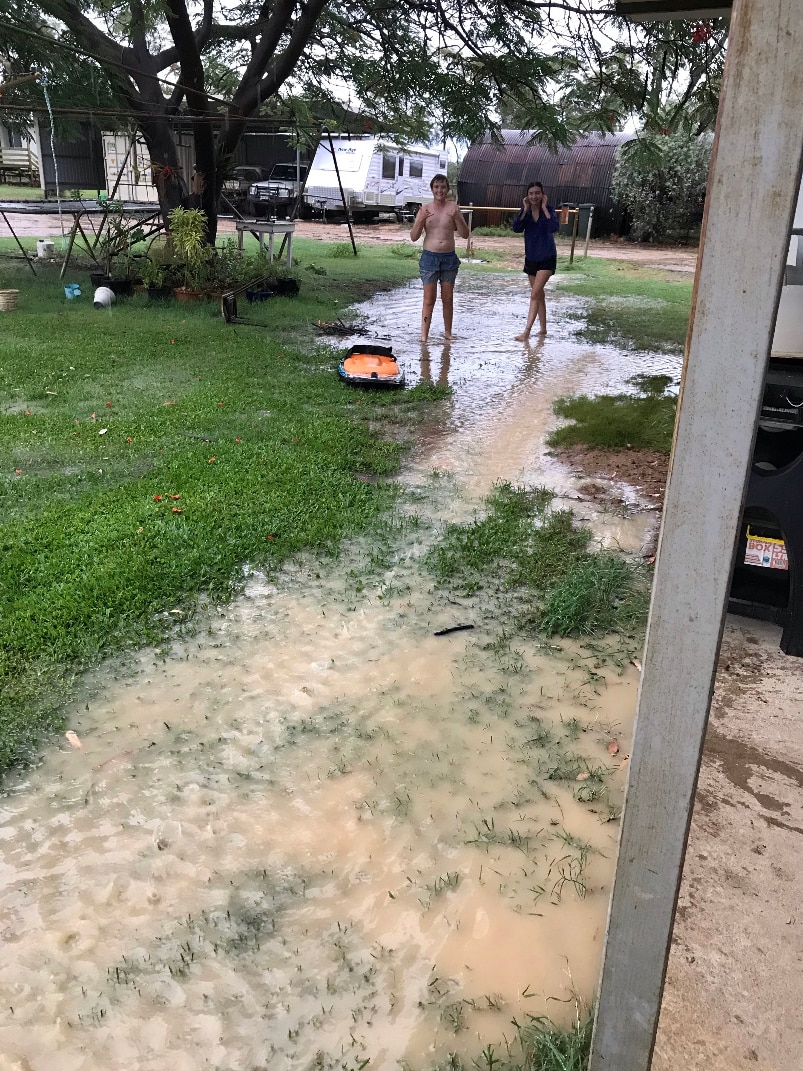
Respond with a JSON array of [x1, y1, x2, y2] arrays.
[[221, 165, 271, 211], [247, 163, 308, 218]]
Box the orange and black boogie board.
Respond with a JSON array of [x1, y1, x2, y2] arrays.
[[338, 344, 404, 388]]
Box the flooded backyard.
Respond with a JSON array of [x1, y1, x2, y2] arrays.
[[0, 271, 683, 1070]]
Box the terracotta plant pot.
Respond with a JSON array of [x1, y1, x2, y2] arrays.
[[173, 287, 204, 303]]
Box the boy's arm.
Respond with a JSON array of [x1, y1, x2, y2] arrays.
[[453, 205, 470, 239], [410, 205, 427, 242]]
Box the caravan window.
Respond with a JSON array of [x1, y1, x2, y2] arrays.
[[317, 146, 362, 173], [382, 155, 396, 179], [409, 159, 423, 178], [397, 156, 404, 176]]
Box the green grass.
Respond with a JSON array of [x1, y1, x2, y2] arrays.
[[516, 1013, 593, 1071], [430, 1012, 593, 1070], [427, 483, 649, 638], [548, 374, 677, 454], [473, 225, 514, 237], [555, 257, 692, 353], [0, 185, 102, 201], [0, 251, 441, 774]]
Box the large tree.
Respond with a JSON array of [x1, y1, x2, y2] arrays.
[[0, 0, 728, 239]]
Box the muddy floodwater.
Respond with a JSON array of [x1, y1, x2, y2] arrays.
[[0, 272, 682, 1070]]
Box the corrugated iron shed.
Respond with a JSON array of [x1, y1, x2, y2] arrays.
[[457, 130, 633, 236]]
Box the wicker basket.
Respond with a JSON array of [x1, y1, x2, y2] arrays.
[[0, 289, 19, 311]]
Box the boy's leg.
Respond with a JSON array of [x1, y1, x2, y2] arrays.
[[441, 281, 456, 338], [421, 281, 438, 342]]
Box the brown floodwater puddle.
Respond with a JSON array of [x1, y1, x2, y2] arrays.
[[0, 272, 680, 1070]]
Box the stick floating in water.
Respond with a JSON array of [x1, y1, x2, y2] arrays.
[[433, 624, 475, 636]]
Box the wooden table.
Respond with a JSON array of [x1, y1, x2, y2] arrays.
[[235, 219, 295, 265]]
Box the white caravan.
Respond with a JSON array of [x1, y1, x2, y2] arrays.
[[302, 136, 447, 220]]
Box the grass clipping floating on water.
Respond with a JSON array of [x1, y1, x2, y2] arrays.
[[427, 483, 648, 638]]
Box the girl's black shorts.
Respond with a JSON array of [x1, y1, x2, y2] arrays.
[[523, 256, 557, 275]]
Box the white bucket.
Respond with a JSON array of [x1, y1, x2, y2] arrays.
[[93, 286, 116, 309], [36, 239, 55, 260]]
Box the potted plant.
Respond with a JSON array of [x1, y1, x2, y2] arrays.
[[138, 256, 172, 298], [168, 206, 211, 300], [91, 200, 145, 295]]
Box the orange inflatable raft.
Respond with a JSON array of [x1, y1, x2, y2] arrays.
[[338, 344, 404, 388]]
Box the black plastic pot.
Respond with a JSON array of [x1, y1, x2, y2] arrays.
[[90, 274, 134, 296]]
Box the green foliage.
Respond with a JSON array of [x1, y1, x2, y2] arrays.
[[96, 200, 146, 276], [543, 20, 728, 139], [5, 0, 728, 213], [431, 1012, 593, 1071], [518, 1012, 593, 1071], [168, 207, 211, 290], [549, 374, 677, 453], [427, 483, 648, 638], [325, 242, 360, 258], [613, 130, 712, 242], [390, 243, 419, 259]]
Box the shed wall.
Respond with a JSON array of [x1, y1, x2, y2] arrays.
[[458, 131, 632, 236], [38, 122, 106, 195]]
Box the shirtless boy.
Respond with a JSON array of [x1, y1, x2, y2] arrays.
[[409, 174, 470, 342]]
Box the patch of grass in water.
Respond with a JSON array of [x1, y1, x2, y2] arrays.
[[548, 374, 676, 454], [555, 256, 692, 353], [425, 1010, 593, 1070], [426, 483, 649, 639]]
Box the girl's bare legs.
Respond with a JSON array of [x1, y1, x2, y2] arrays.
[[515, 269, 553, 340]]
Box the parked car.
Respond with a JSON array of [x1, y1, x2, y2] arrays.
[[247, 163, 309, 218], [221, 165, 271, 211]]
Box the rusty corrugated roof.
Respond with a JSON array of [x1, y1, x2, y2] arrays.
[[457, 131, 634, 235]]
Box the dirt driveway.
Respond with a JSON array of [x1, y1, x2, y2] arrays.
[[286, 217, 699, 275]]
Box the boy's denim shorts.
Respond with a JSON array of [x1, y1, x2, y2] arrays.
[[419, 249, 461, 285]]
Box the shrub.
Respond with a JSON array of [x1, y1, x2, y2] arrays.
[[613, 131, 711, 242]]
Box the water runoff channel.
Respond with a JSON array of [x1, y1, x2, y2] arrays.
[[0, 270, 682, 1070]]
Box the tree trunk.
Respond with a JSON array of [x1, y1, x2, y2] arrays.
[[190, 114, 220, 243], [138, 115, 188, 229]]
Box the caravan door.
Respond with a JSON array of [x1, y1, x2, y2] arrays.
[[377, 150, 400, 209]]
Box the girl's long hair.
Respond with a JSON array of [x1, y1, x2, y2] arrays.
[[526, 181, 544, 220]]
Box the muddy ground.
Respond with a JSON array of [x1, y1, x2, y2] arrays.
[[324, 220, 803, 1070], [3, 216, 801, 1069]]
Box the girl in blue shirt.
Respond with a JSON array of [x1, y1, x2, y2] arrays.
[[512, 182, 560, 339]]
